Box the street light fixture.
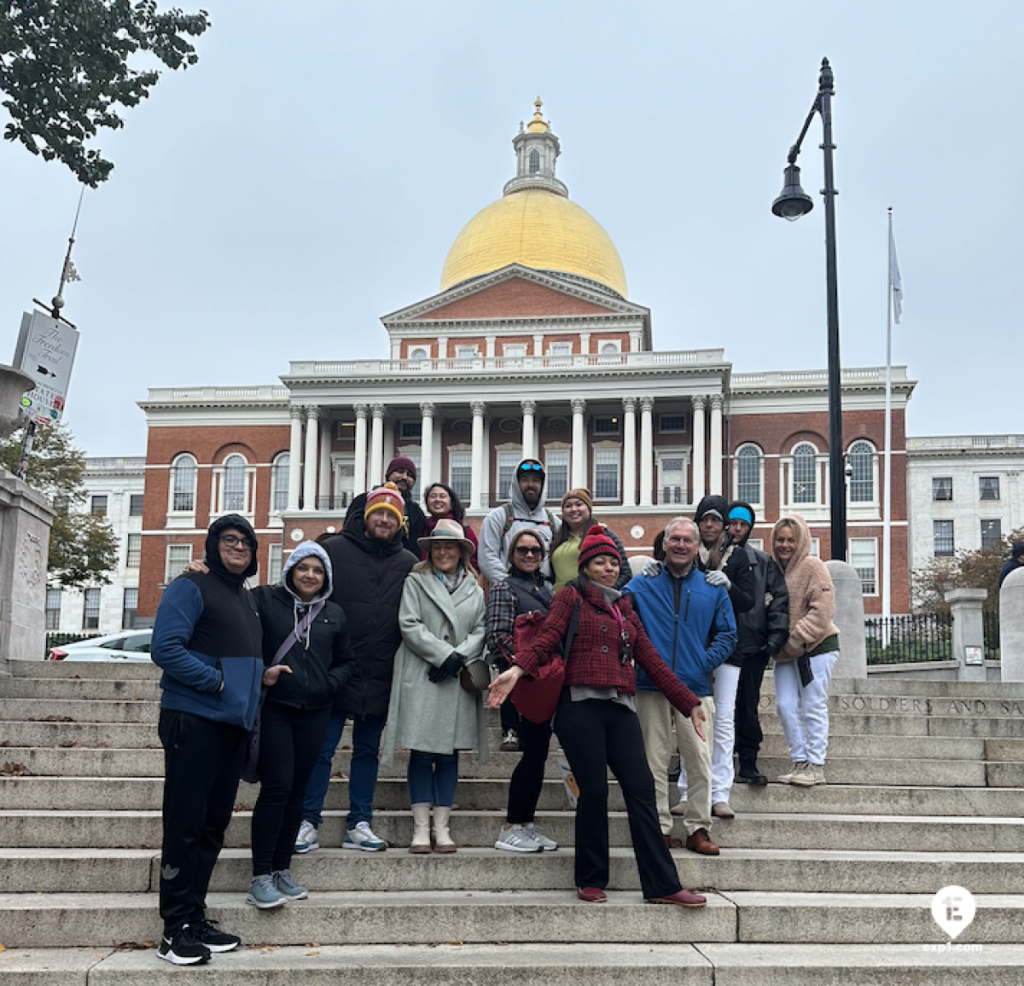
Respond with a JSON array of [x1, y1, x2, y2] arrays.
[[773, 57, 846, 561]]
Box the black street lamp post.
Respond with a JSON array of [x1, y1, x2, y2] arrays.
[[772, 57, 846, 562]]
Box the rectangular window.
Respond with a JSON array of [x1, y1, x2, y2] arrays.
[[809, 538, 820, 559], [658, 414, 687, 434], [659, 456, 686, 506], [544, 450, 569, 501], [126, 533, 142, 568], [849, 538, 878, 596], [82, 588, 101, 630], [165, 544, 193, 584], [129, 494, 143, 516], [122, 588, 138, 629], [593, 416, 620, 436], [399, 421, 422, 440], [91, 495, 108, 517], [980, 476, 1000, 501], [934, 520, 955, 557], [449, 451, 472, 503], [549, 343, 571, 357], [932, 477, 953, 501], [45, 587, 62, 631], [736, 449, 761, 504], [496, 451, 521, 499], [455, 345, 477, 359], [268, 543, 283, 585], [593, 449, 620, 501], [747, 538, 764, 552], [981, 519, 1002, 552], [502, 344, 526, 358]]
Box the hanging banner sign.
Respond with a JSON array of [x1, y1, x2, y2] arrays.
[[13, 310, 79, 425]]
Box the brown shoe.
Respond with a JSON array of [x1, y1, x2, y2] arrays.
[[576, 887, 608, 903], [685, 828, 720, 856], [647, 888, 707, 908]]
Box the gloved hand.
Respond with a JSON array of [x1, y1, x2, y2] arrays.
[[428, 653, 463, 684], [704, 570, 731, 590]]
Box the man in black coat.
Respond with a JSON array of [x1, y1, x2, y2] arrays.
[[297, 483, 417, 853], [342, 455, 426, 553]]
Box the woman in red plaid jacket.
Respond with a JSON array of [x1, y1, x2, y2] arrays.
[[489, 527, 708, 908]]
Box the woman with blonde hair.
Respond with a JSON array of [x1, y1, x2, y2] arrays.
[[550, 488, 631, 591]]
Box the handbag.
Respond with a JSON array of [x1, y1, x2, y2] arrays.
[[459, 659, 491, 694], [241, 600, 324, 784], [510, 593, 580, 725]]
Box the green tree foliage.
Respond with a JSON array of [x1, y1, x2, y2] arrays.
[[0, 422, 118, 587], [912, 527, 1024, 614], [0, 0, 210, 186]]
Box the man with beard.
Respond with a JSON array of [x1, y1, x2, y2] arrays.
[[343, 456, 426, 552]]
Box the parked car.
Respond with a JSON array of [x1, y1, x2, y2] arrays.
[[48, 630, 153, 663]]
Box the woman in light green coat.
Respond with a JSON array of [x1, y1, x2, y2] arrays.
[[381, 519, 488, 853]]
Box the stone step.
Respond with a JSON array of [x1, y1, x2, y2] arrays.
[[0, 677, 162, 701], [0, 699, 156, 724], [8, 660, 160, 679], [6, 846, 1024, 896]]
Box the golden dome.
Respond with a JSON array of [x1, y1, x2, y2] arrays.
[[440, 189, 628, 297]]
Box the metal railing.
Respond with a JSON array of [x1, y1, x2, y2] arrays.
[[864, 613, 953, 665], [984, 610, 1001, 662]]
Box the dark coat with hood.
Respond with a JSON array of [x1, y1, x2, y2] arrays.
[[694, 494, 755, 617], [151, 514, 263, 732], [250, 541, 356, 712], [322, 526, 417, 719]]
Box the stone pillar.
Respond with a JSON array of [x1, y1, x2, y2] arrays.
[[521, 400, 537, 460], [420, 402, 435, 487], [369, 404, 385, 488], [580, 332, 591, 355], [691, 395, 706, 503], [302, 406, 319, 511], [824, 560, 867, 678], [1000, 569, 1024, 680], [629, 330, 642, 352], [639, 397, 654, 507], [946, 588, 989, 682], [571, 398, 587, 489], [533, 333, 544, 357], [485, 335, 496, 359], [287, 406, 303, 511], [0, 472, 54, 672], [437, 337, 448, 360], [470, 401, 487, 510], [354, 404, 369, 495], [318, 421, 332, 503], [709, 394, 724, 496], [622, 396, 637, 507]]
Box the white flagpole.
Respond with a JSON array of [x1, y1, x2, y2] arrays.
[[883, 208, 894, 620]]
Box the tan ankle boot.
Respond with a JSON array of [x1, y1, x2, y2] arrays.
[[409, 803, 431, 854], [432, 805, 457, 853]]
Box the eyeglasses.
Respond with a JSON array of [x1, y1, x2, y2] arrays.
[[219, 535, 252, 550], [514, 545, 542, 556], [518, 462, 543, 472]]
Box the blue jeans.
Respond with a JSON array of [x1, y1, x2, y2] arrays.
[[407, 750, 459, 807], [301, 712, 386, 829]]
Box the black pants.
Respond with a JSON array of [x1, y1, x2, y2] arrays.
[[506, 716, 552, 824], [554, 692, 681, 898], [735, 651, 771, 765], [158, 709, 247, 934], [251, 703, 332, 875]]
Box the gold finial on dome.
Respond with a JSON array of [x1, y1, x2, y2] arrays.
[[526, 96, 548, 133]]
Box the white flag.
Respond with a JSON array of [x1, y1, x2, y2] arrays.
[[888, 226, 902, 324]]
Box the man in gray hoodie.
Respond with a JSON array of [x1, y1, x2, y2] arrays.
[[478, 457, 561, 584]]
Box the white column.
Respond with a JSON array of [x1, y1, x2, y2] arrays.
[[691, 395, 707, 503], [319, 420, 332, 503], [571, 398, 587, 489], [287, 406, 303, 511], [579, 332, 591, 355], [709, 394, 724, 496], [303, 406, 319, 512], [437, 337, 448, 360], [470, 401, 486, 510], [629, 331, 642, 352], [354, 404, 369, 495], [533, 333, 544, 356], [521, 399, 537, 460], [369, 403, 385, 487], [420, 402, 435, 486], [485, 335, 496, 359], [639, 397, 654, 506], [622, 396, 637, 507]]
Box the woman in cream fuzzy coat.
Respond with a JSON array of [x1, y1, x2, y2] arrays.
[[381, 520, 488, 853], [771, 514, 840, 788]]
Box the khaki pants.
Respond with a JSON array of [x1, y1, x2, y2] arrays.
[[636, 690, 715, 837]]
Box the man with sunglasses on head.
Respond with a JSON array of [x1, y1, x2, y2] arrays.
[[151, 514, 264, 966], [479, 457, 561, 585]]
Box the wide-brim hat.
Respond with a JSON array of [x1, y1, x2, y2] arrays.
[[417, 518, 474, 552]]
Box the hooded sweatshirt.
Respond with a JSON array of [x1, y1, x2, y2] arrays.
[[249, 541, 356, 711], [478, 457, 561, 583], [151, 514, 263, 731]]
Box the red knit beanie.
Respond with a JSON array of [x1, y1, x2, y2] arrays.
[[578, 525, 619, 571]]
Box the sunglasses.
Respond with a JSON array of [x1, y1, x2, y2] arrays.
[[514, 545, 542, 556], [518, 462, 543, 472]]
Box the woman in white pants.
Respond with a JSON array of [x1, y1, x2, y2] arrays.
[[770, 514, 840, 786]]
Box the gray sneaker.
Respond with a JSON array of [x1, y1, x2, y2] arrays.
[[273, 869, 308, 900], [343, 820, 387, 852], [524, 822, 558, 851], [494, 824, 542, 852], [294, 820, 319, 854], [246, 874, 285, 909]]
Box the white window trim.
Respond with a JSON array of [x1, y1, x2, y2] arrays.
[[656, 448, 690, 507], [732, 443, 765, 510], [849, 537, 879, 597], [781, 441, 830, 520], [543, 444, 571, 503], [210, 454, 256, 520], [846, 440, 879, 514], [167, 454, 198, 528], [269, 452, 290, 521], [591, 442, 622, 503], [165, 544, 193, 585]]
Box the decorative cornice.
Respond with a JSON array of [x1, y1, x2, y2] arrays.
[[622, 396, 637, 413], [419, 402, 436, 418], [521, 399, 537, 415], [470, 401, 487, 417]]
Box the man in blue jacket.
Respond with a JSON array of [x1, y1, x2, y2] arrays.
[[625, 517, 736, 856], [151, 514, 263, 966]]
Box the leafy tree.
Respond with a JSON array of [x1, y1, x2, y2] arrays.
[[1, 0, 210, 186], [0, 422, 118, 587], [912, 528, 1024, 614]]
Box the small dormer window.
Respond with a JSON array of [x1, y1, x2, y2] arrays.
[[528, 149, 540, 174]]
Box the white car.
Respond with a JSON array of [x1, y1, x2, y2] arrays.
[[48, 630, 154, 663]]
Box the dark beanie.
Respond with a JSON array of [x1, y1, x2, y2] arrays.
[[1013, 542, 1024, 561], [578, 526, 620, 571], [694, 494, 729, 524], [386, 456, 417, 481]]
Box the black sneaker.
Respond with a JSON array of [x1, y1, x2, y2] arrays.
[[194, 917, 241, 952], [157, 923, 212, 965], [736, 762, 768, 786]]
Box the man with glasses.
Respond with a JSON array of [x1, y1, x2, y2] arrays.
[[479, 457, 560, 584], [151, 515, 263, 965]]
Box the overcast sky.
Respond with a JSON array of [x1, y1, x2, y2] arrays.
[[1, 1, 1020, 456]]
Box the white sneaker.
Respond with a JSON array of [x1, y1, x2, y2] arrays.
[[524, 822, 558, 851], [343, 820, 387, 851], [294, 820, 319, 854], [789, 762, 816, 787], [494, 824, 542, 852]]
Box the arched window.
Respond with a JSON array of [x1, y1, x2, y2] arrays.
[[271, 453, 290, 512], [410, 347, 428, 359], [847, 440, 874, 502], [171, 454, 197, 513], [736, 444, 762, 504], [223, 454, 246, 512], [600, 342, 619, 354], [792, 443, 817, 504], [528, 149, 540, 174]]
